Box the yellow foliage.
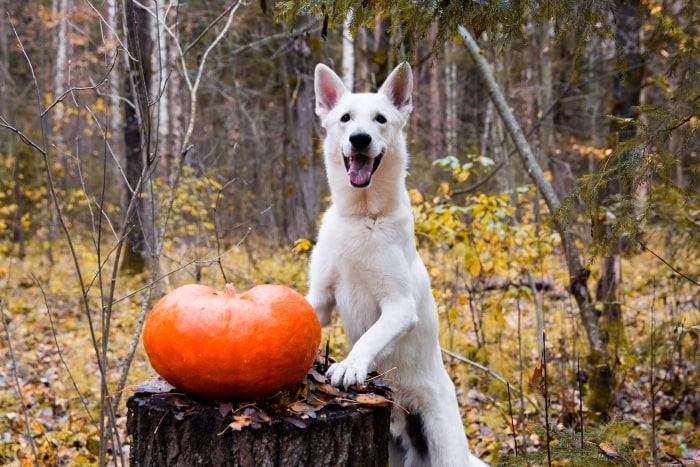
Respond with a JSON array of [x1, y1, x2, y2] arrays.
[[408, 188, 424, 204], [150, 167, 222, 251], [293, 238, 313, 255], [571, 142, 611, 160]]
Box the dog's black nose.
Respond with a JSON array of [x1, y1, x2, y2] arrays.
[[349, 131, 372, 149]]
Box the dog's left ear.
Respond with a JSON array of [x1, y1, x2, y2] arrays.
[[315, 63, 349, 119], [379, 62, 413, 117]]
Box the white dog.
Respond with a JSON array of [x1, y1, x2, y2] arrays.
[[306, 62, 488, 467]]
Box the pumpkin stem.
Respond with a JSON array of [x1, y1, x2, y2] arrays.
[[224, 283, 237, 297]]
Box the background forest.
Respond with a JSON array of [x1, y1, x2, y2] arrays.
[[0, 0, 698, 465]]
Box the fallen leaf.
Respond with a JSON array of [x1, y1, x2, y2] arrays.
[[315, 383, 343, 397], [133, 377, 175, 394], [353, 393, 390, 407], [219, 402, 233, 417], [529, 366, 545, 395], [288, 401, 321, 418], [308, 368, 327, 384], [597, 441, 619, 458], [305, 391, 327, 406], [221, 415, 253, 433]]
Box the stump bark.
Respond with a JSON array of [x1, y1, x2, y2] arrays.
[[126, 378, 392, 466]]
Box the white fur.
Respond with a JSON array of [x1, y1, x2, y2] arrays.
[[307, 62, 488, 467]]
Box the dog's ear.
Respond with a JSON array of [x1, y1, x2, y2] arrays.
[[315, 64, 348, 118], [379, 62, 413, 117]]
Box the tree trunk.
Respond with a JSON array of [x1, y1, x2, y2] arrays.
[[1, 6, 23, 258], [152, 0, 170, 179], [105, 0, 123, 171], [122, 0, 154, 273], [458, 26, 611, 408], [589, 0, 644, 418], [428, 23, 441, 161], [342, 14, 354, 90], [53, 0, 69, 124], [127, 393, 390, 466], [281, 33, 318, 245], [536, 19, 554, 169], [443, 42, 458, 157], [0, 0, 6, 132], [153, 0, 182, 180], [355, 27, 370, 92]]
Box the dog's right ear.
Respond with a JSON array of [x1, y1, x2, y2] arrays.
[[315, 64, 348, 118]]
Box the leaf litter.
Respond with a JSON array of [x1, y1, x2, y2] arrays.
[[134, 353, 394, 437]]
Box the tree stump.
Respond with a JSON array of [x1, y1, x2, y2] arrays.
[[126, 368, 392, 466]]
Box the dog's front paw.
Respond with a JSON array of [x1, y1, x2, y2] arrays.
[[326, 360, 368, 389]]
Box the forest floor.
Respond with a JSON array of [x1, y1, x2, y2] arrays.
[[0, 238, 699, 466]]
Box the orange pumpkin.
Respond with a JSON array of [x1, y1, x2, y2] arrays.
[[143, 283, 321, 399]]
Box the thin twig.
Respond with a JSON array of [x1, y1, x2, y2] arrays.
[[506, 383, 519, 456], [83, 0, 136, 61], [642, 242, 700, 287], [182, 1, 240, 56], [578, 354, 584, 449], [543, 332, 552, 467], [442, 348, 543, 416]]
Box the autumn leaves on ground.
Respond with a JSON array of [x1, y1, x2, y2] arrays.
[[0, 187, 698, 465]]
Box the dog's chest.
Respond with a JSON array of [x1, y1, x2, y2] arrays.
[[324, 214, 414, 343], [332, 215, 410, 265]]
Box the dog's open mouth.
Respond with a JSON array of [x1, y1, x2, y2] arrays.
[[344, 153, 383, 188]]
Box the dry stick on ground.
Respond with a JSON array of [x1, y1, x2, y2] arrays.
[[441, 348, 544, 417], [457, 25, 608, 364]]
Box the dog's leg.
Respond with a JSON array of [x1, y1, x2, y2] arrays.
[[327, 295, 417, 388], [389, 409, 427, 467], [305, 283, 334, 327], [305, 235, 337, 327], [408, 370, 488, 467]]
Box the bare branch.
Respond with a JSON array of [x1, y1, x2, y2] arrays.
[[83, 0, 136, 61]]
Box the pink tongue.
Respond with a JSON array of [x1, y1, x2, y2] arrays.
[[348, 155, 372, 186]]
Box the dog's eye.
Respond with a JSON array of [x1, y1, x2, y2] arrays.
[[375, 114, 387, 124], [340, 113, 351, 123]]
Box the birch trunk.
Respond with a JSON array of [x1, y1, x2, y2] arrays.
[[153, 0, 182, 179], [537, 20, 554, 168], [428, 23, 441, 160], [355, 27, 369, 91], [153, 0, 169, 177], [342, 14, 354, 90], [105, 0, 122, 152], [54, 0, 69, 125], [444, 43, 458, 157]]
